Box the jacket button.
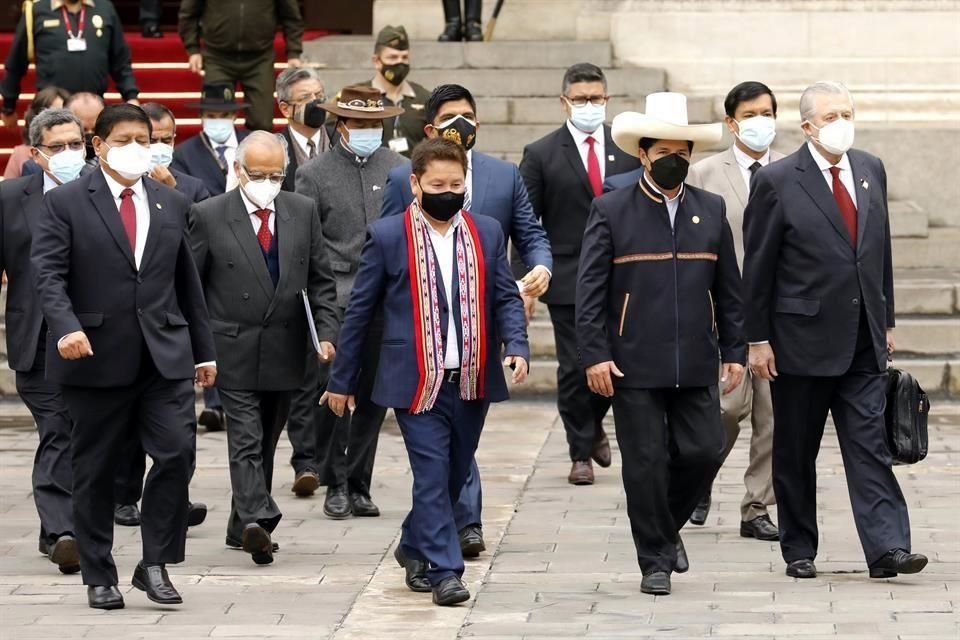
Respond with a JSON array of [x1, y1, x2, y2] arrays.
[[136, 276, 143, 284], [242, 293, 250, 300], [228, 261, 234, 268], [852, 298, 859, 305], [137, 308, 143, 315]]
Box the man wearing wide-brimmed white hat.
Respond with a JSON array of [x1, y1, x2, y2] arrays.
[[576, 92, 746, 596]]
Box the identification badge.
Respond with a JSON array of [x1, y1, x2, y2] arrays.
[[388, 137, 410, 154], [66, 38, 87, 52], [43, 19, 61, 28]]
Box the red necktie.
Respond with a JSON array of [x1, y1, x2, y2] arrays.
[[119, 188, 137, 253], [586, 136, 602, 197], [829, 166, 858, 246], [255, 209, 273, 252]]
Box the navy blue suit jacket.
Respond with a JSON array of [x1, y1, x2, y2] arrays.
[[380, 152, 553, 273], [602, 167, 644, 193], [171, 167, 211, 204], [326, 213, 529, 409], [171, 129, 249, 196]]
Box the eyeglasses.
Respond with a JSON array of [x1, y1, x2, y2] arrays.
[[243, 169, 286, 184], [37, 141, 85, 154], [284, 92, 326, 104], [563, 96, 609, 107]]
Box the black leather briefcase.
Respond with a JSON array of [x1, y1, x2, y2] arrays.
[[884, 367, 930, 465]]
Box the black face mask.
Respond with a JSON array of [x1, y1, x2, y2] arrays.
[[381, 62, 410, 86], [647, 153, 690, 190], [294, 100, 327, 129], [436, 115, 477, 151], [420, 189, 465, 222], [84, 132, 95, 161]]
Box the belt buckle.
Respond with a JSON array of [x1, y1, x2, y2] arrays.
[[445, 369, 460, 384]]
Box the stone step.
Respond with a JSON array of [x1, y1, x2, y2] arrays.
[[889, 201, 930, 238], [894, 230, 960, 269], [304, 37, 614, 70]]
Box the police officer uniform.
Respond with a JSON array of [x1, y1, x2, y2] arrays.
[[576, 94, 746, 594], [2, 0, 138, 117]]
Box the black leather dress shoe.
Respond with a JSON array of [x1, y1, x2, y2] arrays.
[[674, 537, 689, 574], [198, 408, 225, 432], [869, 549, 928, 579], [226, 537, 279, 552], [786, 559, 817, 579], [740, 514, 779, 541], [323, 485, 352, 519], [350, 492, 380, 517], [689, 492, 711, 526], [437, 20, 463, 42], [432, 576, 470, 606], [640, 572, 671, 596], [464, 20, 484, 42], [114, 503, 141, 527], [394, 546, 431, 593], [187, 502, 207, 527], [459, 525, 485, 558], [132, 562, 182, 605], [48, 535, 80, 574], [241, 523, 274, 565], [88, 585, 124, 610], [141, 23, 163, 38]]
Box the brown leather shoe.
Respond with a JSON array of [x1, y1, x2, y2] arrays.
[[568, 460, 594, 485], [592, 429, 612, 468], [292, 470, 320, 498]]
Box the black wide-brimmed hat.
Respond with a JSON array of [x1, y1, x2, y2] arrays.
[[186, 83, 250, 111]]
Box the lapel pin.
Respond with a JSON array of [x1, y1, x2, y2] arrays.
[[608, 154, 615, 162], [156, 202, 162, 210], [373, 185, 381, 191], [692, 215, 701, 224], [860, 179, 869, 190]]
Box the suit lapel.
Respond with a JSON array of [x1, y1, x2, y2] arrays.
[[138, 179, 165, 272], [721, 148, 748, 208], [796, 145, 855, 249], [20, 173, 43, 233], [560, 126, 594, 197], [849, 152, 873, 254], [227, 190, 275, 299], [88, 170, 137, 269], [264, 196, 293, 318], [602, 126, 620, 182], [469, 152, 491, 215]]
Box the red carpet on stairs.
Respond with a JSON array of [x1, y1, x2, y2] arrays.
[[0, 30, 329, 173]]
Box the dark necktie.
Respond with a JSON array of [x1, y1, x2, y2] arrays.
[[829, 166, 858, 246], [255, 209, 273, 252], [216, 145, 228, 167], [306, 139, 317, 159], [585, 136, 602, 197], [119, 188, 137, 254], [749, 161, 762, 175]]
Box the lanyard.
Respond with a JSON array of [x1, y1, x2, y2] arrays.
[[62, 5, 86, 40]]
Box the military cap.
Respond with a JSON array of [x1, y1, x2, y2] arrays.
[[376, 25, 409, 51]]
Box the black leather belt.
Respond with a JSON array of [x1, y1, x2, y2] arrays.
[[443, 369, 461, 384]]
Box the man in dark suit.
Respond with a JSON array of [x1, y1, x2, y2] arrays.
[[381, 84, 552, 556], [743, 81, 925, 581], [172, 83, 251, 197], [31, 104, 217, 610], [603, 166, 643, 193], [323, 138, 529, 606], [519, 63, 643, 486], [577, 94, 745, 596], [111, 102, 214, 531], [1, 108, 87, 576], [189, 131, 340, 566]]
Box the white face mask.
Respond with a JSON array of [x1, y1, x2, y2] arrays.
[[240, 170, 283, 208], [568, 102, 606, 134], [735, 116, 776, 153], [808, 118, 855, 155], [103, 142, 152, 181], [149, 142, 174, 168]]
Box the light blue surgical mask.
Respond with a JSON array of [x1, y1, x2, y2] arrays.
[[41, 148, 86, 185], [345, 128, 383, 159], [149, 142, 174, 168], [735, 116, 777, 153], [203, 118, 234, 144], [568, 102, 606, 134]]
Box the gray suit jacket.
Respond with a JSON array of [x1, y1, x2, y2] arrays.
[[687, 145, 786, 268], [188, 189, 340, 391], [295, 143, 405, 308]]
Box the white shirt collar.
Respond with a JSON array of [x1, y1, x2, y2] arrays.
[[238, 184, 275, 214], [565, 120, 603, 146], [807, 141, 851, 174], [42, 172, 60, 194], [732, 143, 771, 171], [643, 172, 683, 203], [100, 167, 145, 201], [288, 126, 322, 155]]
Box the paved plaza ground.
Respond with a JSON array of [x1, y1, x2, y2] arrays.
[[0, 400, 958, 639]]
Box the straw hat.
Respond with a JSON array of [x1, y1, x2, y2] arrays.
[[612, 92, 722, 157]]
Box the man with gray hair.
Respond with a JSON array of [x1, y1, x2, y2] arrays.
[[276, 67, 331, 194], [188, 130, 340, 566], [1, 108, 86, 575], [743, 81, 926, 580]]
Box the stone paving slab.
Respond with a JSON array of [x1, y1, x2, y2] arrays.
[[0, 401, 958, 639]]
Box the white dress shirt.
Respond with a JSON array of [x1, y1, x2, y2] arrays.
[[806, 141, 858, 209], [732, 144, 771, 194], [424, 213, 461, 369], [101, 168, 149, 269], [289, 126, 323, 160], [215, 129, 239, 192], [464, 149, 474, 211], [238, 185, 276, 235], [644, 175, 682, 228], [566, 120, 606, 181], [42, 172, 59, 194]]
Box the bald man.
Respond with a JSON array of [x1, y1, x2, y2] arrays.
[[65, 93, 106, 162], [188, 131, 339, 566]]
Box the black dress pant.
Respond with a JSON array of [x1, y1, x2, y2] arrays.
[[139, 0, 162, 24], [60, 351, 196, 587], [611, 385, 725, 575], [114, 437, 146, 506], [548, 304, 610, 461], [286, 347, 322, 476], [317, 314, 386, 496], [771, 319, 911, 566], [219, 389, 291, 542], [16, 344, 75, 546]]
